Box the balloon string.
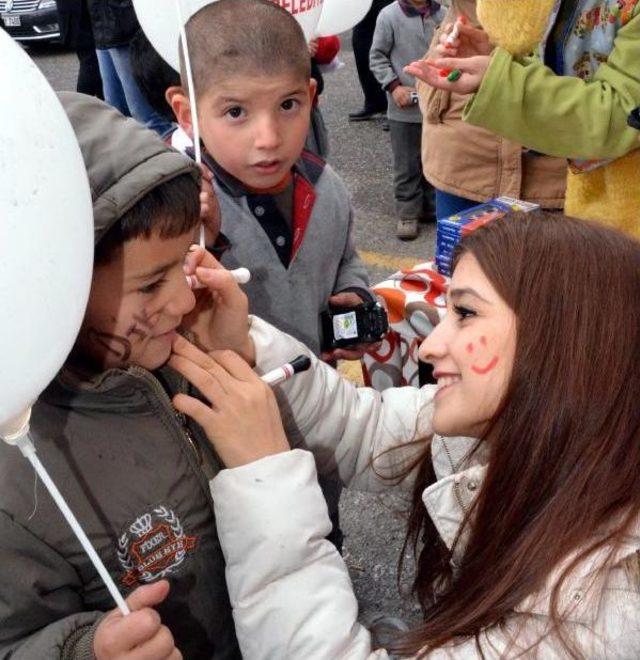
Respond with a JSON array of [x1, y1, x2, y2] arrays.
[[27, 465, 38, 522], [15, 433, 130, 616], [176, 0, 204, 248]]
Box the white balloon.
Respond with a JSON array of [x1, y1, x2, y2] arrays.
[[0, 31, 94, 434], [316, 0, 372, 37], [133, 0, 324, 71], [132, 0, 205, 71], [270, 0, 324, 40]]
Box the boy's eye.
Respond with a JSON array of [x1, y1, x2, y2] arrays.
[[281, 98, 300, 112], [225, 106, 244, 120], [139, 278, 166, 295], [453, 304, 476, 322]]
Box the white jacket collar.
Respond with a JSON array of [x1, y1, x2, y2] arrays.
[[422, 436, 640, 625]]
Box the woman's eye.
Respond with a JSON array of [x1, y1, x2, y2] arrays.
[[226, 106, 244, 119], [139, 279, 166, 295], [281, 98, 299, 111], [453, 304, 476, 321]]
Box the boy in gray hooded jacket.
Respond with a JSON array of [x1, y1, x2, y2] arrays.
[[0, 93, 243, 659]]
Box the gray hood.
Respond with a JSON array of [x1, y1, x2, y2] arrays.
[[58, 92, 199, 245]]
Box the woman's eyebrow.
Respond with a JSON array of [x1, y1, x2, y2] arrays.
[[449, 287, 491, 304]]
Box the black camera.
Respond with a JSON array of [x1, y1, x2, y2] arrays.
[[629, 107, 640, 130], [321, 302, 389, 351]]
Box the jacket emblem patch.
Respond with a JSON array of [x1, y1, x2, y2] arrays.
[[117, 506, 198, 586]]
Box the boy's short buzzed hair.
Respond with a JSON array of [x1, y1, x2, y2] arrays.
[[184, 0, 311, 97], [95, 173, 200, 265]]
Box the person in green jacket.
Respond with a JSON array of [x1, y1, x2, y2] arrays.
[[406, 0, 640, 234]]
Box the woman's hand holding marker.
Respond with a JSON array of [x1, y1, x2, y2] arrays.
[[181, 246, 254, 364], [169, 335, 290, 469]]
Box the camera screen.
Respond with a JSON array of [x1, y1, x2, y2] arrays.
[[332, 311, 359, 341]]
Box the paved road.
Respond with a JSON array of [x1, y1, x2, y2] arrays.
[[27, 36, 428, 626]]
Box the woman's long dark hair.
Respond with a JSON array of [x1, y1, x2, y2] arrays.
[[395, 212, 640, 657]]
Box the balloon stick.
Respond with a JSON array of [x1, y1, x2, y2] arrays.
[[175, 0, 205, 248], [2, 418, 130, 616]]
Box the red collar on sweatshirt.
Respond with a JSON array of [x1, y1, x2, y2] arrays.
[[202, 150, 327, 263]]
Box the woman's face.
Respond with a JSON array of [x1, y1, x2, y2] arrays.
[[419, 253, 516, 438]]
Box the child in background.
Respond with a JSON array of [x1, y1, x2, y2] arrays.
[[370, 0, 442, 241], [409, 0, 640, 234], [170, 0, 375, 551]]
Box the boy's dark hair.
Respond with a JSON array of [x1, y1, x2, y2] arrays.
[[130, 29, 181, 122], [95, 173, 200, 265], [183, 0, 311, 97]]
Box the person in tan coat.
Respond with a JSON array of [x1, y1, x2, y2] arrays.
[[417, 0, 567, 220]]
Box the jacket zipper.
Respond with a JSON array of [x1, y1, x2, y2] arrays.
[[129, 366, 203, 467], [442, 438, 467, 514], [441, 437, 468, 567]]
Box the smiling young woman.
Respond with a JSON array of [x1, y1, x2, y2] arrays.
[[173, 211, 640, 658], [393, 212, 640, 655]]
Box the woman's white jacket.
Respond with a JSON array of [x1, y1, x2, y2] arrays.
[[210, 318, 640, 659]]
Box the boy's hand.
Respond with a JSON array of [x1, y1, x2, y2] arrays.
[[198, 164, 221, 246], [321, 292, 382, 362], [93, 581, 181, 660], [391, 85, 416, 108], [308, 38, 319, 58], [170, 336, 289, 469], [404, 56, 491, 96], [181, 246, 254, 364]]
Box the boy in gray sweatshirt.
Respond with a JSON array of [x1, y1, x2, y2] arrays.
[[370, 0, 442, 240]]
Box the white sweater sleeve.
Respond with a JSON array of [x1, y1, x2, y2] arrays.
[[212, 450, 640, 660], [212, 321, 640, 660], [249, 316, 436, 491], [211, 450, 388, 660]]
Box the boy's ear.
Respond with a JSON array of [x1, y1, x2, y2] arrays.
[[308, 78, 318, 103], [167, 86, 193, 138]]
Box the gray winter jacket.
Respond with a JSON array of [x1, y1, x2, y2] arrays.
[[0, 94, 240, 659], [370, 2, 442, 123]]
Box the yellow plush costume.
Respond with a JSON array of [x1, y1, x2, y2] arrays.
[[565, 154, 640, 235], [476, 0, 640, 235], [476, 0, 556, 56]]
